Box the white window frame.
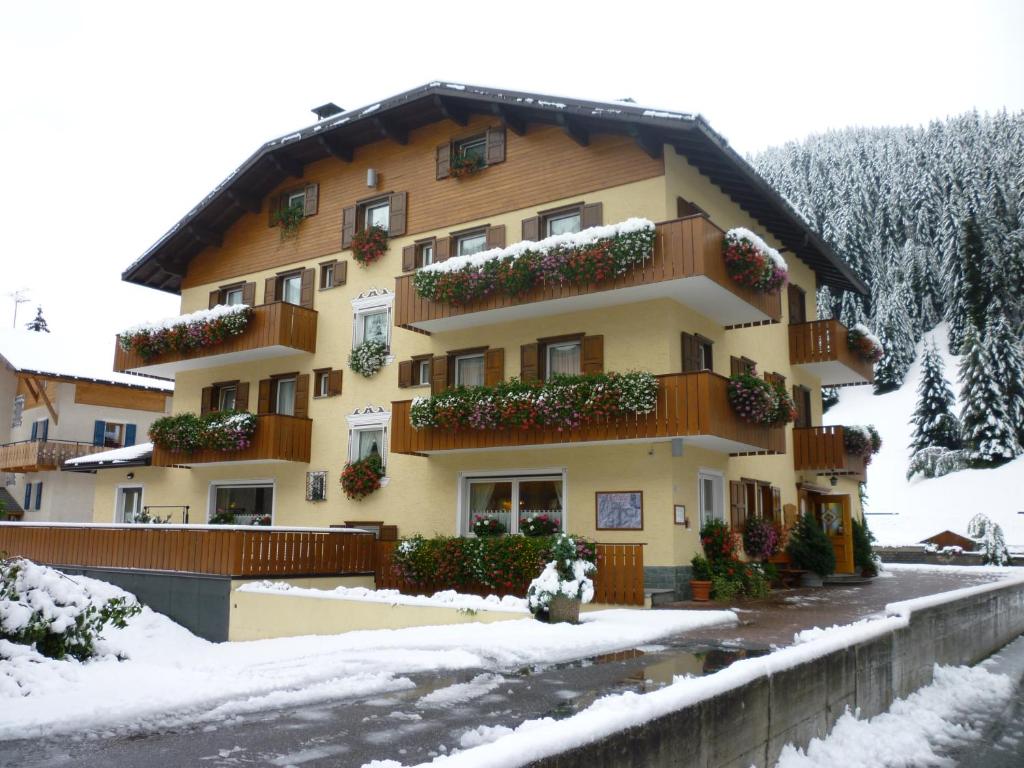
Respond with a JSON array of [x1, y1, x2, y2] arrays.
[[316, 371, 331, 397], [207, 479, 276, 525], [546, 210, 582, 236], [321, 263, 335, 289], [454, 134, 487, 162], [419, 242, 433, 267], [113, 484, 145, 524], [351, 289, 395, 359], [457, 468, 568, 537], [544, 340, 581, 379], [280, 273, 302, 305], [223, 287, 244, 306], [456, 231, 487, 257], [454, 352, 486, 388], [286, 190, 306, 211], [698, 469, 725, 528], [364, 199, 390, 230], [346, 408, 391, 476], [218, 385, 237, 412], [416, 359, 431, 386], [275, 377, 296, 416]]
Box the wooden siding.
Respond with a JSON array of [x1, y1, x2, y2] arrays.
[[74, 382, 169, 412], [394, 216, 782, 329], [0, 524, 374, 577], [16, 377, 58, 410], [792, 426, 866, 477], [391, 372, 785, 455], [113, 302, 317, 373], [374, 540, 644, 606], [0, 440, 106, 473], [182, 118, 665, 289], [789, 319, 875, 383], [151, 414, 312, 466]]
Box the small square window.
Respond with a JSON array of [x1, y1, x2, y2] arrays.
[[306, 471, 327, 502], [364, 200, 390, 230], [287, 190, 306, 211], [417, 359, 431, 386], [360, 310, 389, 348], [218, 385, 237, 412], [453, 135, 487, 164], [454, 353, 485, 388], [280, 273, 302, 305], [355, 428, 384, 462], [223, 287, 244, 306], [317, 371, 331, 397], [320, 263, 334, 289], [103, 422, 125, 448], [456, 231, 488, 257], [275, 378, 296, 416], [545, 341, 581, 378], [546, 211, 582, 237], [418, 242, 434, 268]]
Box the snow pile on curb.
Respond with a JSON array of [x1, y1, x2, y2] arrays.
[[236, 582, 529, 614]]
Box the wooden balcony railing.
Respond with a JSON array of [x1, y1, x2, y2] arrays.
[[0, 523, 375, 577], [113, 302, 317, 376], [391, 372, 785, 456], [394, 216, 783, 332], [789, 319, 874, 385], [151, 414, 312, 466], [793, 426, 866, 478], [0, 440, 106, 473]]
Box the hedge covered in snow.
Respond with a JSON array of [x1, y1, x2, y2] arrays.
[[118, 304, 252, 360]]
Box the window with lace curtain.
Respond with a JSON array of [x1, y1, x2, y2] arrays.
[[544, 340, 581, 379]]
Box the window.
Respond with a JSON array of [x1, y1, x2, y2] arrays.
[[697, 339, 713, 371], [346, 406, 391, 472], [352, 289, 395, 356], [11, 395, 24, 428], [211, 483, 274, 526], [454, 353, 485, 388], [33, 482, 42, 511], [364, 199, 390, 230], [286, 189, 306, 211], [456, 230, 488, 257], [280, 273, 302, 306], [30, 418, 49, 442], [275, 377, 296, 416], [462, 474, 564, 536], [417, 358, 431, 386], [218, 385, 237, 412], [360, 310, 388, 347], [306, 471, 327, 502], [320, 263, 335, 289], [104, 422, 125, 448], [698, 471, 724, 529], [223, 286, 244, 306], [355, 428, 383, 462], [418, 241, 434, 268], [316, 371, 331, 398], [117, 486, 143, 523], [545, 340, 581, 379], [453, 134, 487, 164], [545, 210, 582, 237]]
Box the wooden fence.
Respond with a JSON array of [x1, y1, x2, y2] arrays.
[[0, 524, 375, 577], [374, 540, 645, 606]]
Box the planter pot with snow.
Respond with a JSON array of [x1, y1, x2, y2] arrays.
[[548, 595, 582, 624], [800, 572, 824, 588], [690, 579, 712, 602]]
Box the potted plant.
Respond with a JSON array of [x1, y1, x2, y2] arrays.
[[471, 515, 507, 537], [526, 534, 596, 624], [742, 517, 782, 561], [689, 555, 713, 601], [519, 513, 559, 537], [351, 225, 389, 266], [847, 323, 884, 363], [274, 203, 305, 240], [340, 454, 384, 500], [449, 152, 484, 179], [786, 512, 836, 586]]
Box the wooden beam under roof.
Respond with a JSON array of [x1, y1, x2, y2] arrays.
[[226, 188, 261, 214], [25, 376, 59, 425], [371, 116, 408, 145], [186, 224, 222, 248], [555, 114, 589, 146], [628, 126, 663, 159], [266, 151, 303, 179], [317, 135, 353, 162], [489, 103, 527, 136], [434, 95, 469, 126]]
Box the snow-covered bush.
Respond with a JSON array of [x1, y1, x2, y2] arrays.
[[348, 339, 388, 377], [149, 410, 256, 452], [906, 446, 970, 480], [847, 323, 884, 363], [843, 425, 882, 464], [966, 513, 1011, 566], [118, 304, 252, 361], [526, 534, 596, 620], [722, 228, 788, 292], [0, 558, 140, 661]]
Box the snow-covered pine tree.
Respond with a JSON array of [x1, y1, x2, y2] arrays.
[[958, 325, 1019, 467], [985, 304, 1024, 446], [908, 341, 960, 454], [959, 216, 995, 333], [872, 286, 916, 394], [25, 306, 49, 333]]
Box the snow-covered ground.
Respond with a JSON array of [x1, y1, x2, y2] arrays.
[[825, 323, 1024, 548], [0, 571, 735, 741]]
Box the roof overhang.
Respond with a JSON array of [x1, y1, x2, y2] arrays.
[[124, 82, 867, 296]]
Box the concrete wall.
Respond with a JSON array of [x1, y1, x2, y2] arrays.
[[878, 546, 1024, 567], [527, 577, 1024, 768]]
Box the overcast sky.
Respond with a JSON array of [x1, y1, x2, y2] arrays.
[[1, 0, 1021, 359]]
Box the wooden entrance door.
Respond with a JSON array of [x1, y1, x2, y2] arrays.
[[815, 495, 854, 574]]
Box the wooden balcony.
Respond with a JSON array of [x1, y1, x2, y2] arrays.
[[789, 319, 874, 385], [793, 426, 866, 479], [391, 372, 786, 456], [0, 440, 106, 473], [394, 216, 783, 333], [152, 414, 312, 467], [114, 302, 317, 378]]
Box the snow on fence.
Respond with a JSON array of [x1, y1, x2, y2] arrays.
[[373, 540, 645, 606]]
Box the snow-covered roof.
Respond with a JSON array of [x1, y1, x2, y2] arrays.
[[0, 329, 173, 392], [64, 442, 154, 467]]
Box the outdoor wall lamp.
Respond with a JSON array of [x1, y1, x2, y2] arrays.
[[830, 475, 838, 487], [126, 472, 134, 480]]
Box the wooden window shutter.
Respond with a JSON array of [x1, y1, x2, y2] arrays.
[[772, 487, 782, 519], [582, 335, 604, 374], [341, 205, 357, 248], [522, 216, 540, 241], [729, 480, 746, 529], [434, 237, 450, 263], [293, 374, 310, 419], [242, 282, 256, 306], [520, 343, 540, 382], [235, 382, 250, 412], [788, 284, 806, 325], [486, 225, 506, 250], [581, 202, 604, 229], [793, 385, 810, 428], [300, 268, 315, 309], [200, 386, 214, 416], [208, 290, 220, 309], [389, 192, 407, 237], [125, 424, 136, 447], [430, 356, 449, 395], [485, 126, 506, 165], [401, 245, 416, 273], [681, 332, 699, 373], [328, 369, 343, 397], [398, 360, 413, 388], [435, 143, 451, 179], [267, 193, 282, 227], [92, 420, 105, 446], [303, 183, 319, 217], [334, 260, 348, 286], [730, 356, 743, 377], [257, 379, 272, 414], [484, 348, 505, 386], [264, 276, 278, 303]]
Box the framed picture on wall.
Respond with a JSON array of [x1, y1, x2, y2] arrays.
[[595, 491, 643, 530], [674, 504, 687, 526]]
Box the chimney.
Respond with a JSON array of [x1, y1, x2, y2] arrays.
[[311, 102, 344, 121]]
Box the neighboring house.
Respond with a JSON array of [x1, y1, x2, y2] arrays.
[[87, 83, 874, 589], [0, 330, 172, 523]]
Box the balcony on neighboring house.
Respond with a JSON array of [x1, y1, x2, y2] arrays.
[[151, 414, 312, 467], [0, 440, 106, 473], [394, 216, 783, 333], [789, 319, 874, 385], [391, 371, 786, 456], [114, 302, 317, 378], [793, 426, 867, 479]]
